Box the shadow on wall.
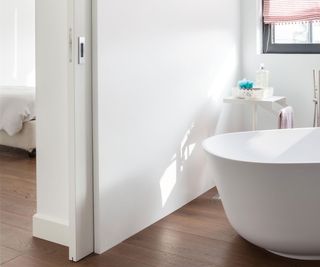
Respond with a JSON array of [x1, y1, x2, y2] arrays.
[[155, 45, 245, 217], [158, 103, 245, 211], [100, 100, 244, 251], [98, 45, 245, 251], [95, 1, 245, 248]]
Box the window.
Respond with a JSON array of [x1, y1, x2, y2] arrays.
[[262, 0, 320, 54]]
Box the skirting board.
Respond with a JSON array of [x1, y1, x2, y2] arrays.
[[33, 213, 69, 247]]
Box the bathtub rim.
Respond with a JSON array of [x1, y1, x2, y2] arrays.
[[202, 127, 320, 165]]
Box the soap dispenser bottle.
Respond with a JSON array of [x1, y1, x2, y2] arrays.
[[256, 63, 269, 88]]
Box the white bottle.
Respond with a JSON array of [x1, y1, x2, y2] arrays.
[[256, 63, 269, 88]]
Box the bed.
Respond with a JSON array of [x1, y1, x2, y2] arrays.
[[0, 86, 36, 156]]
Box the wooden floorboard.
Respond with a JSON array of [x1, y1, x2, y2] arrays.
[[1, 146, 320, 266]]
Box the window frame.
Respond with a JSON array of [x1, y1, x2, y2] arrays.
[[262, 7, 320, 54]]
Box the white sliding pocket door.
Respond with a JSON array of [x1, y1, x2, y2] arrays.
[[68, 0, 94, 261]]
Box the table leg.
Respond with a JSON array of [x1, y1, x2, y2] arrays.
[[252, 104, 257, 131]]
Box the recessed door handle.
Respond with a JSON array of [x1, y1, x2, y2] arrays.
[[78, 37, 85, 64]]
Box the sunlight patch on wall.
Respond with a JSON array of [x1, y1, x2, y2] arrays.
[[160, 155, 177, 207], [183, 143, 195, 162], [159, 125, 197, 207]]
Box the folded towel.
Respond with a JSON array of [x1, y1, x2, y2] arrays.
[[278, 106, 294, 129]]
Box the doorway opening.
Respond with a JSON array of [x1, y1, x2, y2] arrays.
[[0, 0, 38, 264], [0, 0, 93, 263]]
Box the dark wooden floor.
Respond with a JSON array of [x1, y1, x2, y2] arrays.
[[1, 147, 320, 267]]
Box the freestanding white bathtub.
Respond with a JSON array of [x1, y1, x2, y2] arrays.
[[203, 128, 320, 260]]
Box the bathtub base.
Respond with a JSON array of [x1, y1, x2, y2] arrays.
[[268, 250, 320, 261], [203, 128, 320, 262]]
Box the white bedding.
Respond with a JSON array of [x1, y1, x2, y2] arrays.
[[0, 86, 36, 136]]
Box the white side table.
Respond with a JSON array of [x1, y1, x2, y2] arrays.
[[223, 96, 287, 130]]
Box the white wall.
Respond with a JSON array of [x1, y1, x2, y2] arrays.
[[33, 0, 70, 246], [241, 0, 320, 129], [94, 0, 243, 253], [0, 0, 35, 86]]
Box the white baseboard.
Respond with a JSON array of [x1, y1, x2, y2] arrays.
[[33, 213, 69, 247]]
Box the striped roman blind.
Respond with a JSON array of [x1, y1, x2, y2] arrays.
[[263, 0, 320, 24]]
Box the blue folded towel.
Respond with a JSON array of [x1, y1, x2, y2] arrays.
[[238, 79, 254, 89]]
